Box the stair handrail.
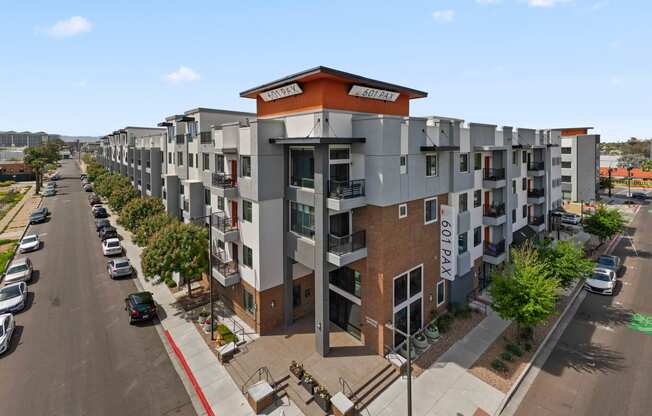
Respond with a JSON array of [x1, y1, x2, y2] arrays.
[[241, 366, 275, 395]]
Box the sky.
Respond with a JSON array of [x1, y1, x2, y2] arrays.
[[0, 0, 650, 141]]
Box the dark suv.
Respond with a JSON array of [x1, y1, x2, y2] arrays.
[[95, 218, 111, 231], [125, 292, 157, 324], [93, 207, 109, 218], [99, 225, 119, 241], [29, 207, 49, 224]]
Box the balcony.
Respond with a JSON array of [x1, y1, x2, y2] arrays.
[[211, 172, 238, 198], [528, 215, 546, 232], [175, 134, 185, 145], [483, 168, 506, 189], [183, 199, 189, 212], [327, 179, 367, 211], [211, 253, 240, 287], [186, 133, 194, 143], [483, 240, 507, 265], [527, 188, 545, 204], [327, 230, 368, 267], [483, 203, 507, 226], [212, 214, 239, 242], [527, 161, 545, 177], [200, 131, 212, 145], [290, 176, 315, 189]]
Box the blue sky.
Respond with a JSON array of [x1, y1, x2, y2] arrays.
[[0, 0, 649, 141]]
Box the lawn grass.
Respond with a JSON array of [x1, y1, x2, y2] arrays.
[[0, 241, 18, 272]]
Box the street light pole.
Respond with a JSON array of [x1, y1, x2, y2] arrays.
[[407, 306, 412, 416], [191, 210, 215, 341]]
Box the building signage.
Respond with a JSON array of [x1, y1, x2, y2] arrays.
[[348, 85, 400, 102], [440, 204, 457, 281], [259, 83, 303, 102]]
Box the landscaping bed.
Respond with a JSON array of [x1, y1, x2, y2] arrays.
[[0, 239, 18, 272]]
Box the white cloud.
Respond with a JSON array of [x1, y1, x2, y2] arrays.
[[527, 0, 572, 7], [432, 10, 455, 22], [48, 16, 92, 38], [164, 66, 201, 83]]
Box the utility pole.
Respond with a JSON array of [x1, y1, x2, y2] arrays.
[[407, 305, 412, 416], [608, 168, 612, 198], [208, 209, 214, 341]]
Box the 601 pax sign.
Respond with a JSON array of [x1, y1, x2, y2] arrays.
[[440, 205, 457, 281]]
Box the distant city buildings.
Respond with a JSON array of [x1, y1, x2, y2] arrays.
[[0, 131, 61, 148]]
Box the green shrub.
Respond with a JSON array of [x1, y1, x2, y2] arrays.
[[506, 343, 523, 357], [217, 324, 238, 344], [501, 351, 513, 362], [491, 359, 508, 372], [165, 279, 177, 288], [0, 242, 17, 271], [437, 313, 454, 333]]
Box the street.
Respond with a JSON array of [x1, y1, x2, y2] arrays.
[[514, 197, 652, 415], [0, 159, 196, 416]]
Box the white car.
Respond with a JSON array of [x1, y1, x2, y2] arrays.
[[19, 234, 40, 253], [0, 282, 27, 314], [594, 267, 616, 282], [102, 238, 123, 256], [0, 313, 15, 355], [3, 258, 33, 284], [585, 269, 616, 295], [561, 213, 582, 226]]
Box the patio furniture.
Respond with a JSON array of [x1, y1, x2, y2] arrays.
[[246, 380, 275, 414], [331, 392, 354, 416], [217, 341, 237, 363]]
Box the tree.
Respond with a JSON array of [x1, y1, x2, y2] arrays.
[[118, 197, 165, 232], [108, 186, 139, 212], [24, 143, 61, 193], [133, 213, 177, 247], [583, 204, 626, 244], [489, 243, 559, 338], [94, 172, 130, 199], [641, 159, 652, 172], [141, 222, 208, 296], [537, 239, 595, 289]]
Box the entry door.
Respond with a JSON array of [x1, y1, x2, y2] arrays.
[[484, 156, 491, 171], [484, 191, 490, 209], [231, 201, 238, 226], [232, 243, 239, 263], [329, 212, 350, 237], [230, 160, 237, 184], [484, 227, 490, 244]]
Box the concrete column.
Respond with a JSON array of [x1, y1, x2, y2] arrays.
[[313, 144, 330, 356], [150, 149, 162, 198], [282, 146, 294, 327], [165, 174, 181, 219]]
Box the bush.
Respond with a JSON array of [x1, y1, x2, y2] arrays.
[[165, 279, 177, 288], [501, 351, 514, 362], [217, 324, 238, 344], [437, 313, 454, 333], [506, 343, 523, 357], [491, 359, 508, 372]]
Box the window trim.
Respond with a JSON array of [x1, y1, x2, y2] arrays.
[[459, 153, 470, 173], [392, 264, 424, 344], [426, 154, 438, 177], [436, 280, 446, 307], [424, 197, 438, 225], [399, 203, 408, 219]]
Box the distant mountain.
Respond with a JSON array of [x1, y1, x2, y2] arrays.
[[61, 135, 101, 142]]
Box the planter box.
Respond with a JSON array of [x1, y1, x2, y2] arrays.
[[301, 380, 315, 395], [290, 369, 303, 382], [314, 395, 331, 413]]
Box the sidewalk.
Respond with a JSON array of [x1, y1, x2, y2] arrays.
[[0, 185, 40, 240], [106, 211, 303, 416], [367, 313, 510, 416]]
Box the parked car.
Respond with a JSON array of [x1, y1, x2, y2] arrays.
[[102, 238, 123, 256], [0, 313, 15, 355], [95, 218, 111, 231], [29, 207, 49, 224], [597, 254, 621, 274], [91, 205, 105, 215], [43, 188, 56, 197], [46, 181, 57, 188], [107, 258, 133, 279], [83, 184, 93, 192], [18, 234, 40, 253], [80, 174, 87, 180], [0, 282, 27, 314], [125, 292, 157, 324], [50, 173, 60, 181], [93, 207, 109, 219], [631, 192, 647, 200], [584, 269, 616, 295], [561, 213, 582, 226], [594, 266, 616, 282], [99, 226, 119, 241], [3, 258, 33, 284], [88, 194, 101, 205]]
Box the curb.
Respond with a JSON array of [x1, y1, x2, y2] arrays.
[[495, 232, 622, 416], [2, 190, 43, 276], [164, 330, 215, 416]]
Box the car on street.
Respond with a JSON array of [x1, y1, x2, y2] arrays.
[[29, 207, 49, 224], [594, 266, 616, 282], [584, 269, 617, 295], [18, 234, 40, 253], [93, 207, 109, 218], [561, 213, 582, 225], [125, 292, 157, 324], [88, 194, 101, 205], [107, 258, 133, 279], [80, 174, 87, 180], [3, 258, 33, 284], [91, 205, 105, 215], [0, 282, 27, 314], [43, 188, 56, 197], [83, 184, 93, 192], [0, 313, 15, 355], [597, 254, 621, 274], [102, 238, 123, 256], [95, 218, 111, 231], [99, 225, 119, 241], [631, 192, 647, 200], [46, 181, 57, 188], [50, 173, 60, 181]]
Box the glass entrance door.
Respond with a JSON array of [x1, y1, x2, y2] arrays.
[[329, 290, 361, 340]]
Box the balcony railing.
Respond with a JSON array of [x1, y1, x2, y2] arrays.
[[212, 252, 239, 277], [328, 230, 366, 255], [484, 240, 506, 257], [328, 179, 365, 199], [528, 161, 545, 171], [175, 134, 185, 144], [200, 131, 212, 144], [290, 176, 315, 189], [528, 189, 545, 198], [484, 203, 506, 217], [483, 168, 506, 181], [183, 199, 189, 212], [528, 215, 545, 226], [212, 214, 238, 233], [211, 173, 237, 188]]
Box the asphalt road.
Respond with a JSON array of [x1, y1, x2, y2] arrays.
[[0, 160, 196, 416], [514, 199, 652, 415]]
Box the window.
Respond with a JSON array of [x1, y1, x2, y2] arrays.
[[195, 154, 198, 168], [243, 245, 253, 268], [474, 153, 482, 171], [290, 148, 314, 188], [243, 200, 252, 222], [393, 265, 423, 347], [522, 151, 527, 163], [562, 191, 571, 200], [168, 152, 172, 164], [459, 193, 468, 212], [459, 153, 469, 172], [177, 152, 183, 166], [188, 153, 194, 167], [562, 161, 572, 169], [436, 280, 445, 306], [243, 289, 256, 315], [329, 267, 361, 298], [399, 204, 407, 219], [562, 175, 572, 183], [522, 205, 527, 218], [409, 267, 422, 298], [512, 150, 518, 165], [458, 232, 468, 254], [424, 198, 437, 224], [512, 180, 516, 194], [473, 226, 482, 247], [180, 184, 184, 195], [293, 283, 302, 308], [204, 189, 210, 205], [215, 154, 224, 173], [473, 190, 481, 208], [512, 209, 516, 224], [217, 196, 224, 211], [202, 153, 210, 170], [241, 156, 251, 177], [330, 147, 350, 160], [426, 155, 438, 177], [522, 178, 527, 191], [561, 147, 572, 154], [290, 202, 314, 238], [400, 155, 407, 174]]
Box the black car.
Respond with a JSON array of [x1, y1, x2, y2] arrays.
[[95, 218, 111, 231], [99, 226, 119, 241], [125, 292, 157, 324], [29, 207, 50, 224], [89, 195, 101, 206], [632, 192, 647, 200], [93, 207, 109, 218], [80, 174, 87, 180]]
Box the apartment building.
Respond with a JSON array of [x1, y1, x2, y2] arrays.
[[557, 127, 600, 202], [97, 66, 564, 359], [0, 131, 60, 147]]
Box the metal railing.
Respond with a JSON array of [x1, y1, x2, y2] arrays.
[[328, 179, 365, 199], [328, 230, 366, 255], [212, 172, 237, 188], [175, 134, 185, 144], [529, 215, 545, 225], [241, 367, 275, 395], [212, 253, 239, 277], [483, 203, 506, 217], [200, 131, 212, 144], [528, 188, 545, 198], [212, 214, 238, 233], [183, 199, 189, 212], [290, 176, 314, 189], [484, 240, 506, 257], [528, 161, 545, 171], [483, 168, 506, 181]]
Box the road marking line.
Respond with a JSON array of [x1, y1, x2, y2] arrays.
[[627, 236, 639, 257]]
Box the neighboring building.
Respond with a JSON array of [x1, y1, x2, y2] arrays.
[[557, 128, 600, 202], [98, 66, 567, 359], [0, 161, 34, 181], [600, 154, 620, 169], [0, 131, 60, 147]]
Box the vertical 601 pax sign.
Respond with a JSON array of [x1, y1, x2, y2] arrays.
[[440, 204, 457, 281]]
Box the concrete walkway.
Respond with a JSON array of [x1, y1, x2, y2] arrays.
[[0, 185, 39, 239], [367, 313, 510, 416], [106, 210, 303, 416]]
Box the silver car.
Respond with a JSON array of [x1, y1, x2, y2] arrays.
[[3, 258, 33, 284], [0, 282, 27, 314], [107, 258, 133, 279]]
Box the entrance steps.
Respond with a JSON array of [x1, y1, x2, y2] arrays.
[[350, 363, 400, 411]]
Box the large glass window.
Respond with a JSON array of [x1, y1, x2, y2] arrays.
[[393, 265, 423, 347], [330, 147, 350, 160], [290, 148, 314, 188], [329, 267, 361, 299], [437, 280, 445, 306], [409, 268, 422, 298], [459, 193, 468, 212], [202, 153, 210, 170], [243, 289, 256, 315], [474, 226, 482, 247], [290, 202, 314, 238], [215, 154, 224, 173], [474, 190, 481, 208], [561, 147, 572, 154], [474, 153, 482, 170], [394, 274, 408, 307], [243, 200, 252, 222], [424, 198, 437, 224], [241, 156, 251, 177], [426, 155, 438, 177], [562, 175, 572, 183], [458, 232, 468, 254], [459, 153, 469, 172], [243, 245, 253, 267]]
